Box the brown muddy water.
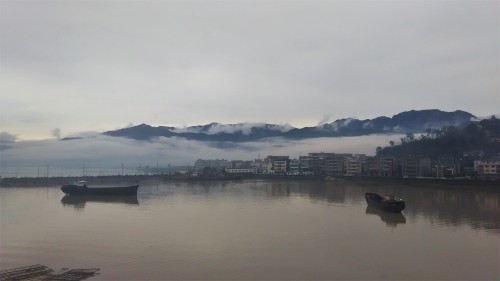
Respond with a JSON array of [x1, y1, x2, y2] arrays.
[[1, 180, 498, 280]]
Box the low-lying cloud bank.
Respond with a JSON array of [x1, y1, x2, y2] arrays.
[[0, 133, 402, 177], [171, 123, 294, 135]]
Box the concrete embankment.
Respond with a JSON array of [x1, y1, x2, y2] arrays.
[[335, 176, 499, 191], [1, 174, 498, 192], [0, 175, 164, 187]]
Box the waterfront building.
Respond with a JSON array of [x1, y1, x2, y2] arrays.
[[253, 158, 266, 174], [195, 159, 230, 171], [402, 156, 432, 178], [299, 155, 313, 174], [474, 160, 500, 180], [325, 156, 344, 176], [225, 168, 254, 174], [289, 159, 300, 175], [230, 160, 253, 169], [433, 165, 456, 178], [344, 155, 364, 176], [307, 153, 338, 175], [364, 156, 398, 177], [264, 156, 290, 175]]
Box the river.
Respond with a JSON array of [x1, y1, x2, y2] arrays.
[[1, 180, 498, 280]]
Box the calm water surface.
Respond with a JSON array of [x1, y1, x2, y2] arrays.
[[1, 180, 499, 280]]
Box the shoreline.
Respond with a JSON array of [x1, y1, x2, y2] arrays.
[[1, 174, 498, 192]]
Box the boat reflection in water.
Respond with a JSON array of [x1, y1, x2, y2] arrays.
[[61, 195, 139, 209], [366, 206, 406, 227]]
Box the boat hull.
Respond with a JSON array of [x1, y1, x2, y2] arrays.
[[365, 192, 405, 213], [61, 185, 139, 196]]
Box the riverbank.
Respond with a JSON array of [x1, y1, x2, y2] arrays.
[[0, 175, 163, 187], [1, 174, 498, 192], [337, 176, 499, 192]]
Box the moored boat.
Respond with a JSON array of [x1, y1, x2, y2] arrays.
[[365, 192, 405, 213], [61, 181, 139, 196]]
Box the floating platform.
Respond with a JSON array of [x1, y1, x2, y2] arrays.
[[0, 264, 99, 281]]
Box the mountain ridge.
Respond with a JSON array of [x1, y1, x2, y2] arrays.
[[101, 109, 476, 142]]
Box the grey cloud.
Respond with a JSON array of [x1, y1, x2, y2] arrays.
[[317, 114, 335, 127], [0, 132, 17, 151], [51, 128, 61, 139], [171, 123, 294, 136], [0, 132, 17, 143], [0, 1, 498, 139], [205, 123, 293, 135], [66, 131, 100, 138]]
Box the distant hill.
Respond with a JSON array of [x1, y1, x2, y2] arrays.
[[101, 109, 476, 142]]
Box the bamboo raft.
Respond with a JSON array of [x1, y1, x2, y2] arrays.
[[0, 264, 99, 281]]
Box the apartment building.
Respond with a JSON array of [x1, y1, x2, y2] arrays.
[[365, 156, 398, 177], [344, 155, 364, 176], [264, 156, 290, 175], [289, 159, 300, 175], [474, 160, 500, 180], [194, 159, 230, 170], [325, 156, 344, 175]]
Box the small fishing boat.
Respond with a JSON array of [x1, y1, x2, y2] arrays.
[[61, 181, 139, 196], [365, 192, 405, 213]]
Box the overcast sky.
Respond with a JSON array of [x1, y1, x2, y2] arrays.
[[1, 0, 498, 140]]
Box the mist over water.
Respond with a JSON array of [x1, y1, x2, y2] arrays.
[[0, 134, 403, 177]]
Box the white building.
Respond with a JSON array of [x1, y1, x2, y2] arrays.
[[289, 159, 300, 175], [264, 156, 289, 175], [475, 160, 500, 174], [273, 160, 288, 174], [474, 160, 500, 180], [344, 155, 364, 176]]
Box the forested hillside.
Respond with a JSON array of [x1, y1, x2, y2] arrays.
[[376, 117, 500, 159]]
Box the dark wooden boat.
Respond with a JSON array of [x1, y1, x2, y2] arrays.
[[365, 192, 405, 213], [61, 181, 139, 196]]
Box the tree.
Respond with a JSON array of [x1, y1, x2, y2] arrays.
[[376, 121, 499, 160], [406, 133, 415, 142]]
